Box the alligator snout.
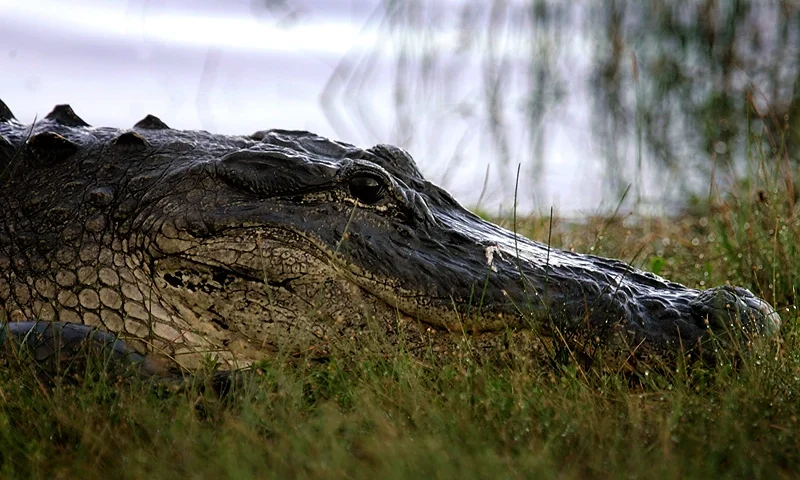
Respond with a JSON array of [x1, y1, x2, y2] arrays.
[[427, 213, 782, 353], [690, 285, 781, 337], [507, 253, 782, 351]]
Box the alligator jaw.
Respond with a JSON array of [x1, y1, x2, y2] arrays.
[[327, 202, 782, 353]]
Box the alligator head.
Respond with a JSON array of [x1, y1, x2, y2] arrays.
[[0, 100, 780, 369]]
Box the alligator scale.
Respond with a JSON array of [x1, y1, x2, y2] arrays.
[[0, 100, 781, 375]]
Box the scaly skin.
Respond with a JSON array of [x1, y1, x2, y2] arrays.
[[0, 100, 781, 374]]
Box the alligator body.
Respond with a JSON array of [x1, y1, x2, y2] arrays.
[[0, 100, 781, 373]]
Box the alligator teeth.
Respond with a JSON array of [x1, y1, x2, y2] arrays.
[[134, 114, 170, 130], [26, 132, 79, 164], [45, 104, 90, 127], [485, 245, 501, 272], [112, 131, 150, 147], [0, 99, 15, 122]]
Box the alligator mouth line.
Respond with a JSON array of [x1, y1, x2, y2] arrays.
[[158, 229, 519, 339], [205, 225, 673, 337]]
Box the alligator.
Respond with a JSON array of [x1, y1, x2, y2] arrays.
[[0, 99, 781, 378]]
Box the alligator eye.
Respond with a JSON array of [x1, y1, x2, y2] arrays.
[[347, 174, 385, 204]]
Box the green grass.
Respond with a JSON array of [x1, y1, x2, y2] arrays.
[[0, 331, 797, 479], [2, 158, 799, 479]]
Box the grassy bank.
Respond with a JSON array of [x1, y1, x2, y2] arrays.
[[1, 165, 798, 479]]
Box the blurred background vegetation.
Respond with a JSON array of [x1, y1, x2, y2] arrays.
[[316, 0, 800, 213]]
